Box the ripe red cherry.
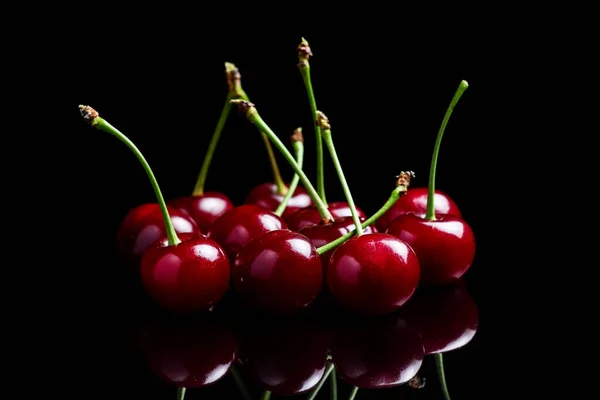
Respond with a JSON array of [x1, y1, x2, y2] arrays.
[[140, 232, 231, 314], [386, 213, 475, 286], [326, 233, 420, 315], [284, 201, 367, 231], [375, 187, 462, 232], [207, 204, 287, 262], [168, 192, 233, 235], [232, 229, 323, 315], [139, 315, 237, 388], [245, 182, 312, 217], [330, 313, 424, 389], [116, 203, 200, 267]]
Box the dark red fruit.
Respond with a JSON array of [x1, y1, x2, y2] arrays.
[[116, 203, 200, 267], [330, 313, 424, 388], [375, 188, 462, 232], [207, 204, 287, 262], [140, 232, 230, 314], [168, 192, 233, 235], [326, 233, 420, 315], [237, 315, 330, 395], [139, 315, 237, 388], [245, 182, 312, 217], [232, 229, 323, 315], [284, 201, 367, 231], [402, 280, 478, 354], [386, 213, 475, 286]]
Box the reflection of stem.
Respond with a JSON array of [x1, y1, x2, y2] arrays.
[[434, 353, 451, 400], [230, 365, 253, 400], [176, 387, 186, 400], [348, 386, 358, 399], [307, 363, 334, 400], [330, 367, 337, 400], [261, 390, 272, 400]]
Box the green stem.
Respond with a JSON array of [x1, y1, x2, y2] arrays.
[[306, 363, 334, 400], [261, 390, 272, 400], [233, 100, 334, 222], [348, 386, 358, 400], [230, 365, 253, 400], [317, 179, 411, 255], [298, 38, 326, 204], [260, 131, 288, 195], [425, 80, 469, 221], [318, 112, 363, 236], [80, 105, 180, 246], [192, 93, 233, 196], [275, 129, 304, 216], [434, 353, 451, 400], [330, 367, 338, 400], [176, 387, 186, 400]]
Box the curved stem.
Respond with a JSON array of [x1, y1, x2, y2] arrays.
[[318, 112, 363, 236], [176, 387, 186, 400], [275, 129, 304, 216], [434, 353, 451, 400], [348, 386, 359, 400], [307, 362, 334, 400], [260, 390, 272, 400], [230, 365, 252, 400], [233, 100, 334, 222], [192, 93, 233, 196], [330, 367, 338, 400], [426, 80, 469, 221], [80, 106, 180, 246], [298, 38, 326, 204], [317, 178, 411, 255]]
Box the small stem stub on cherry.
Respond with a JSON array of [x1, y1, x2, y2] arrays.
[[79, 105, 99, 126], [316, 111, 331, 130], [297, 37, 312, 68], [291, 127, 304, 143], [396, 171, 415, 190]]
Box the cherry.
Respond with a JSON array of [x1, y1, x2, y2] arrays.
[[329, 312, 424, 389], [80, 105, 231, 314], [231, 229, 323, 315], [168, 192, 233, 235], [245, 182, 311, 217], [375, 186, 462, 232], [386, 81, 476, 286], [284, 201, 367, 232]]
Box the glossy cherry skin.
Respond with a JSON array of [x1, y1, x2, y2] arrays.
[[298, 216, 377, 270], [207, 204, 287, 262], [232, 229, 323, 315], [168, 192, 234, 235], [140, 316, 237, 388], [326, 233, 420, 315], [140, 232, 231, 314], [375, 187, 462, 233], [116, 203, 200, 267], [245, 182, 313, 218], [402, 280, 478, 354], [330, 313, 424, 388], [236, 315, 330, 395], [284, 201, 367, 231], [386, 213, 475, 286]]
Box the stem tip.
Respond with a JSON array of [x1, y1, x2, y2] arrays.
[[79, 105, 99, 126], [230, 99, 256, 116], [225, 62, 244, 97], [297, 37, 312, 67], [460, 80, 469, 89], [291, 127, 304, 143], [395, 171, 415, 189], [316, 111, 330, 130]]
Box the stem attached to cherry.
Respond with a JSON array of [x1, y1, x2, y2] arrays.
[[316, 172, 414, 255], [348, 386, 359, 400], [318, 111, 363, 236], [425, 80, 469, 221], [177, 387, 186, 400], [260, 390, 272, 400], [232, 100, 334, 222], [434, 353, 452, 400], [230, 365, 253, 400], [330, 366, 338, 400], [306, 362, 335, 400], [275, 128, 304, 216], [79, 105, 181, 246], [298, 38, 326, 204]]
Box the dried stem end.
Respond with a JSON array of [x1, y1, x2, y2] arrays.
[[224, 62, 245, 98], [395, 171, 415, 192], [78, 105, 100, 127], [291, 127, 304, 143], [316, 111, 330, 130], [230, 99, 257, 118], [297, 37, 312, 68]]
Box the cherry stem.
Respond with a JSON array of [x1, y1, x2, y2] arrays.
[[176, 387, 186, 400], [260, 127, 288, 195], [79, 105, 181, 246], [298, 38, 326, 204], [316, 172, 413, 255], [260, 390, 272, 400], [275, 128, 304, 216], [330, 367, 338, 400], [348, 386, 359, 400], [306, 362, 335, 400], [318, 111, 363, 236], [425, 80, 469, 221], [230, 365, 252, 400], [434, 353, 452, 400], [232, 100, 334, 222]]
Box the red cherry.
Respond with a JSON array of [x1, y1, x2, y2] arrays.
[[207, 204, 287, 262], [139, 315, 237, 388], [284, 201, 367, 231], [232, 229, 323, 315], [168, 192, 234, 235], [375, 187, 462, 232], [236, 315, 330, 395], [330, 312, 424, 389], [386, 213, 475, 286], [116, 203, 201, 267], [140, 232, 231, 314], [402, 280, 478, 354], [245, 182, 312, 218], [326, 233, 420, 315]]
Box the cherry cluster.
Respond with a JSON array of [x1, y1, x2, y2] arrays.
[[80, 38, 475, 318]]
